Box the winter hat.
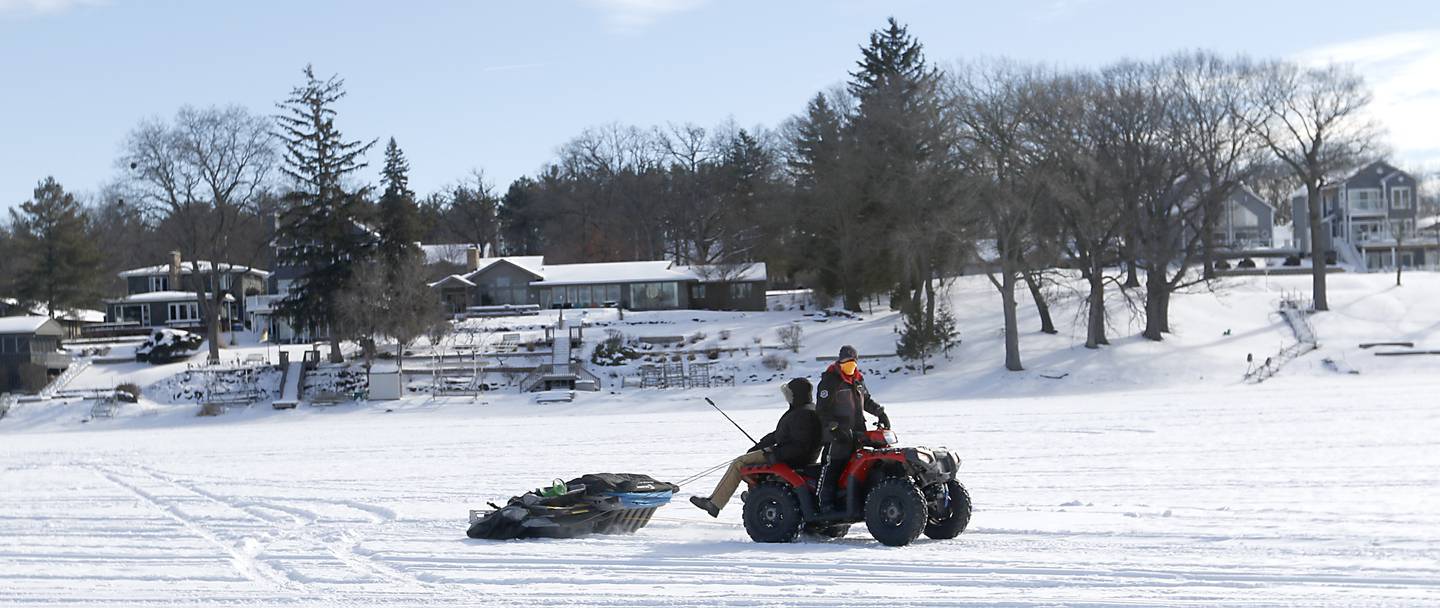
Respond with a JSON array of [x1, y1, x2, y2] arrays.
[[837, 344, 859, 362], [781, 377, 813, 405]]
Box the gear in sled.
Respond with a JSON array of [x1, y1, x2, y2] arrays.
[[466, 473, 678, 540]]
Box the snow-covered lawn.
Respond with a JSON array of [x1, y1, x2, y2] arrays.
[[3, 271, 1438, 605]]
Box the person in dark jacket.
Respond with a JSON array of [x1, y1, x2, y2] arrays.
[[814, 344, 889, 513], [690, 377, 821, 518]]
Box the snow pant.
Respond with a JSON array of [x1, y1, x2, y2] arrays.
[[816, 440, 854, 511], [707, 449, 769, 511]]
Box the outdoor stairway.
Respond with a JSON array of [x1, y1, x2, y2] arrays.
[[273, 361, 303, 409], [551, 318, 572, 376]]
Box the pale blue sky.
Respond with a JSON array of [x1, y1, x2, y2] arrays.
[[2, 0, 1437, 210]]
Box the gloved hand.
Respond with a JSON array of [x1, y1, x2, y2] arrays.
[[830, 426, 853, 443], [876, 408, 891, 430]]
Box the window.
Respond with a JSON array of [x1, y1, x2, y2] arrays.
[[1229, 204, 1259, 228], [1353, 221, 1385, 242], [149, 275, 170, 292], [629, 282, 678, 310], [729, 283, 752, 301], [1349, 189, 1383, 213], [606, 284, 621, 305], [168, 302, 198, 322], [691, 284, 707, 300], [1390, 188, 1413, 210], [219, 274, 232, 290]]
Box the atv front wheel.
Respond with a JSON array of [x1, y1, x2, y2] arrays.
[[924, 480, 971, 540], [742, 482, 803, 543], [864, 477, 927, 547]]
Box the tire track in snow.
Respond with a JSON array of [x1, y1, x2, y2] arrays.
[[88, 465, 299, 593]]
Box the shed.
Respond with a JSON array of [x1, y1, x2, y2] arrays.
[[0, 316, 70, 394]]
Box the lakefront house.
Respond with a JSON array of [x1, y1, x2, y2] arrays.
[[1292, 160, 1435, 270], [99, 252, 269, 336]]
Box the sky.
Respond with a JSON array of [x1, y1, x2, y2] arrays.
[[2, 0, 1438, 211]]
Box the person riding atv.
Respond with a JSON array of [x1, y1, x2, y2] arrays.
[[815, 345, 889, 514], [689, 378, 821, 518]]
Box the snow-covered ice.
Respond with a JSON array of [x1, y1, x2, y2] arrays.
[[3, 272, 1439, 606]]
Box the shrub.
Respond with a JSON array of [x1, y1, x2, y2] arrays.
[[719, 329, 731, 341], [590, 333, 638, 366], [1283, 255, 1301, 267], [777, 324, 803, 353], [135, 329, 204, 364], [706, 347, 721, 360], [761, 353, 789, 371], [689, 331, 706, 344]]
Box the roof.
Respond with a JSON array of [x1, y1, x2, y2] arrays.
[[460, 256, 546, 282], [118, 261, 271, 279], [0, 316, 62, 335], [54, 309, 106, 324], [533, 261, 689, 286], [681, 262, 769, 283], [429, 274, 476, 288], [105, 291, 235, 304]]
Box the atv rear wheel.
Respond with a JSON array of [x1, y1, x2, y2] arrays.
[[803, 523, 850, 540], [864, 477, 927, 547], [924, 480, 971, 540], [742, 482, 803, 543]]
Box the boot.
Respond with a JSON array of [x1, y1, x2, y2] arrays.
[[689, 495, 720, 518]]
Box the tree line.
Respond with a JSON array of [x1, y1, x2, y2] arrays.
[[1, 17, 1428, 371]]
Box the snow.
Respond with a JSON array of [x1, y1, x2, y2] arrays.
[[106, 291, 235, 303], [2, 272, 1439, 605], [0, 316, 58, 334], [118, 261, 271, 278], [535, 260, 687, 286]]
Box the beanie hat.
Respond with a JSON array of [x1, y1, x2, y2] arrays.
[[837, 344, 858, 362], [783, 377, 813, 405]]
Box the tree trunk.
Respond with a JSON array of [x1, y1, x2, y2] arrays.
[[329, 339, 343, 363], [1201, 229, 1216, 280], [1000, 270, 1022, 372], [1306, 181, 1329, 311], [1142, 268, 1167, 341], [199, 266, 221, 364], [1123, 237, 1141, 288], [1084, 265, 1108, 349], [1021, 271, 1057, 334]]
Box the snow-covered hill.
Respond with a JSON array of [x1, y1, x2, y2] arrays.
[[1, 272, 1438, 605]]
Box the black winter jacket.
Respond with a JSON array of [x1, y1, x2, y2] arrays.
[[815, 366, 884, 443], [754, 403, 822, 467]]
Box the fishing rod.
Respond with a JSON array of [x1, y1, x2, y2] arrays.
[[704, 397, 757, 445]]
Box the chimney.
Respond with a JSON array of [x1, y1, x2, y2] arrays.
[[467, 246, 481, 272], [169, 250, 182, 289]]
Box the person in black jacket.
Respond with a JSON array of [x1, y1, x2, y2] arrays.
[[690, 377, 821, 518], [814, 344, 889, 513]]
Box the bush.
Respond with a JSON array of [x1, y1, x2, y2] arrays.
[[777, 324, 803, 353], [719, 329, 731, 341], [1238, 258, 1257, 269], [590, 332, 638, 366], [706, 347, 721, 360], [115, 383, 141, 403], [761, 353, 789, 371], [1283, 255, 1301, 267], [1214, 259, 1232, 270], [689, 331, 706, 344]]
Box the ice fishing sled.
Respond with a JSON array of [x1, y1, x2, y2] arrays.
[[466, 473, 678, 540]]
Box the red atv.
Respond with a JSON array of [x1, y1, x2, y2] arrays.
[[739, 425, 970, 547]]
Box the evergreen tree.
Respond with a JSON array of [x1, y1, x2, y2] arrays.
[[8, 178, 102, 315], [498, 177, 543, 255], [376, 137, 421, 268], [274, 65, 377, 357], [895, 304, 959, 375]]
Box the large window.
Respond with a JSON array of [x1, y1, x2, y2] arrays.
[[1349, 189, 1383, 214], [629, 282, 679, 310], [1391, 188, 1413, 210], [1228, 204, 1259, 228], [167, 302, 199, 322], [729, 282, 752, 301], [149, 275, 170, 292]]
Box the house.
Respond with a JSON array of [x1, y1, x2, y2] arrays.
[[1208, 186, 1275, 250], [1, 299, 105, 339], [0, 316, 70, 394], [431, 248, 768, 315], [1292, 161, 1434, 270], [98, 252, 268, 336]]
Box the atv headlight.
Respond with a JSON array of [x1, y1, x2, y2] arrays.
[[883, 430, 898, 445]]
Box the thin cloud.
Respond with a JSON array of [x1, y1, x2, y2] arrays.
[[0, 0, 102, 17], [582, 0, 707, 32], [1298, 30, 1440, 171]]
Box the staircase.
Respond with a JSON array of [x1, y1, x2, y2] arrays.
[[1333, 237, 1365, 270], [551, 318, 572, 377], [39, 358, 88, 399]]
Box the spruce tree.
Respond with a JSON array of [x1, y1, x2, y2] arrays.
[[376, 137, 421, 269], [498, 177, 543, 255], [274, 65, 377, 355], [895, 304, 959, 374], [8, 177, 102, 316]]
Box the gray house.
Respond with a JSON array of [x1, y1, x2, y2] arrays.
[[101, 252, 268, 335], [1293, 161, 1433, 270], [1209, 186, 1275, 250], [431, 250, 768, 315], [0, 316, 70, 394]]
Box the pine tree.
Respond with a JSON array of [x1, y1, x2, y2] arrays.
[[498, 177, 543, 255], [8, 177, 102, 315], [274, 65, 378, 356], [376, 137, 421, 269], [895, 304, 959, 375]]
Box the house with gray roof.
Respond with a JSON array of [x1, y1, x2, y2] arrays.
[[1292, 160, 1434, 270], [0, 316, 70, 394], [1209, 185, 1276, 250], [99, 251, 268, 336]]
